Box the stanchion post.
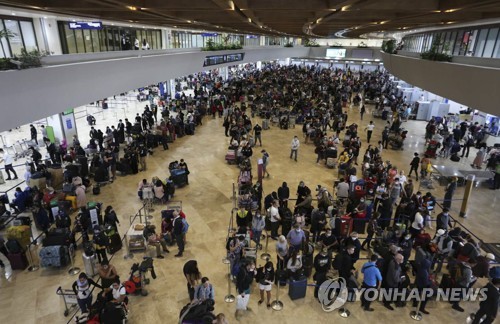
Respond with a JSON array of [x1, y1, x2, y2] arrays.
[[271, 282, 283, 311], [26, 244, 39, 272], [224, 262, 235, 303], [459, 174, 475, 218], [67, 245, 80, 276], [260, 233, 270, 260], [410, 291, 423, 321]]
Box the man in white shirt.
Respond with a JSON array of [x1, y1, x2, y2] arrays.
[[410, 212, 424, 236], [269, 200, 281, 239], [365, 121, 375, 143], [290, 136, 300, 161], [0, 149, 18, 180]]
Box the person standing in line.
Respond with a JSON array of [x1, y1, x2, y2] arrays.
[[443, 176, 457, 209], [365, 121, 375, 143], [193, 277, 215, 302], [173, 212, 185, 257], [383, 253, 404, 310], [412, 258, 432, 315], [360, 105, 366, 120], [72, 272, 103, 314], [0, 149, 18, 180], [235, 259, 256, 320], [381, 126, 390, 149], [30, 124, 38, 145], [360, 254, 382, 312], [290, 135, 300, 162], [261, 150, 270, 178], [471, 278, 500, 324], [268, 200, 281, 240], [462, 132, 474, 158], [257, 261, 275, 309], [253, 123, 262, 146], [183, 260, 202, 301], [409, 152, 420, 181], [277, 182, 290, 209]]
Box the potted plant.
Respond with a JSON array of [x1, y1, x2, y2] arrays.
[[0, 28, 16, 58], [382, 39, 396, 54]]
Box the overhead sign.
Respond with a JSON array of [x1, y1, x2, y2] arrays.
[[203, 53, 245, 67], [68, 22, 103, 30], [201, 33, 218, 37], [246, 35, 258, 39]]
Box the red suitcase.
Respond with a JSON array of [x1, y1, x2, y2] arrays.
[[8, 252, 28, 270], [340, 215, 353, 237], [414, 232, 431, 248]]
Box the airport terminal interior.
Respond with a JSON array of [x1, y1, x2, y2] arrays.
[[0, 1, 499, 324]]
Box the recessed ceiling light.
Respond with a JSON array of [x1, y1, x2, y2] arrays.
[[43, 16, 47, 19], [72, 19, 76, 22], [126, 6, 137, 11], [444, 8, 460, 13], [187, 20, 192, 23], [11, 12, 16, 16], [111, 23, 115, 26]]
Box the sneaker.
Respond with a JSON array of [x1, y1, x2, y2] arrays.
[[452, 304, 464, 312], [174, 253, 183, 257], [12, 177, 18, 180], [258, 300, 263, 305], [364, 307, 374, 312], [420, 309, 430, 315], [157, 255, 164, 259]]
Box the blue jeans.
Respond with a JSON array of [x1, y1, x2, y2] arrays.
[[252, 229, 262, 246], [77, 294, 93, 313]]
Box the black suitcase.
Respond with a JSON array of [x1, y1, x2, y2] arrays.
[[288, 276, 307, 300], [43, 228, 74, 247], [353, 218, 366, 234], [302, 254, 314, 278], [106, 233, 122, 254], [93, 184, 101, 195], [170, 173, 188, 187], [94, 167, 108, 182], [14, 216, 32, 226]]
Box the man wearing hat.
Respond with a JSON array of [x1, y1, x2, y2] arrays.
[[431, 229, 453, 273], [472, 253, 496, 278]]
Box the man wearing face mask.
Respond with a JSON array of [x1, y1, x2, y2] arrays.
[[319, 228, 338, 254], [287, 223, 306, 252], [399, 234, 413, 266], [313, 247, 332, 299], [436, 208, 452, 232], [235, 259, 256, 320], [344, 232, 361, 263]]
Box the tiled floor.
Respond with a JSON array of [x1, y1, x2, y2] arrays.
[[0, 95, 498, 324]]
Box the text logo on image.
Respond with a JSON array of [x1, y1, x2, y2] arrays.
[[318, 278, 348, 312]]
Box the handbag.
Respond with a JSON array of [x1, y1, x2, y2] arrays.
[[236, 294, 249, 310]]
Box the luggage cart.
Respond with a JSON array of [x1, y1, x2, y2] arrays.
[[13, 142, 25, 159], [56, 286, 78, 316], [289, 116, 296, 128]]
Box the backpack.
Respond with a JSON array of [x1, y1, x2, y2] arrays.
[[466, 136, 474, 146], [6, 239, 23, 254], [94, 232, 110, 247], [56, 215, 72, 229]]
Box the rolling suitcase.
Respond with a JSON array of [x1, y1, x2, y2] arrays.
[[288, 276, 307, 300], [7, 252, 28, 270], [225, 149, 236, 164], [83, 252, 98, 277], [107, 233, 122, 254], [339, 215, 353, 237], [39, 245, 69, 267], [262, 119, 270, 130], [43, 228, 74, 246]]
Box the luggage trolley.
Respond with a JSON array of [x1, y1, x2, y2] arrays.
[[56, 286, 78, 316]]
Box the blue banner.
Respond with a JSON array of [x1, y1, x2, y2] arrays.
[[68, 22, 103, 30], [201, 33, 218, 37]]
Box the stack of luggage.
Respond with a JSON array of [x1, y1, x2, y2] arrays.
[[39, 228, 74, 267]]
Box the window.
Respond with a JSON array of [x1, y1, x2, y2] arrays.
[[75, 29, 85, 53], [474, 29, 489, 57], [19, 21, 37, 52], [483, 28, 499, 58], [4, 20, 23, 56], [91, 29, 100, 52], [452, 30, 464, 55], [493, 33, 500, 58], [0, 21, 12, 57], [83, 29, 93, 52]]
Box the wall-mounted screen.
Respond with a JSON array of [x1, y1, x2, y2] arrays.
[[352, 49, 373, 59], [203, 53, 245, 67], [326, 48, 346, 58]]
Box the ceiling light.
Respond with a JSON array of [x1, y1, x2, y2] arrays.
[[43, 16, 47, 19], [72, 19, 76, 22], [11, 12, 16, 16], [431, 10, 442, 13], [316, 18, 323, 24], [140, 7, 147, 10], [445, 21, 455, 24], [173, 25, 177, 28], [228, 0, 235, 10], [248, 18, 252, 23], [444, 8, 460, 13], [341, 5, 350, 11], [126, 6, 137, 11], [187, 20, 192, 23], [111, 23, 115, 26]]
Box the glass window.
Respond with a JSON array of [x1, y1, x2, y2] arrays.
[[483, 28, 498, 58], [65, 26, 77, 54], [107, 28, 115, 51], [19, 21, 37, 52], [91, 29, 100, 52], [4, 20, 23, 56], [83, 29, 93, 52], [452, 30, 464, 55], [466, 29, 478, 56], [75, 29, 85, 53], [474, 28, 489, 57], [0, 20, 12, 57], [99, 29, 107, 51], [493, 32, 500, 58]]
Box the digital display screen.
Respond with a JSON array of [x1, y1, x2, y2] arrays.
[[326, 48, 346, 58]]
